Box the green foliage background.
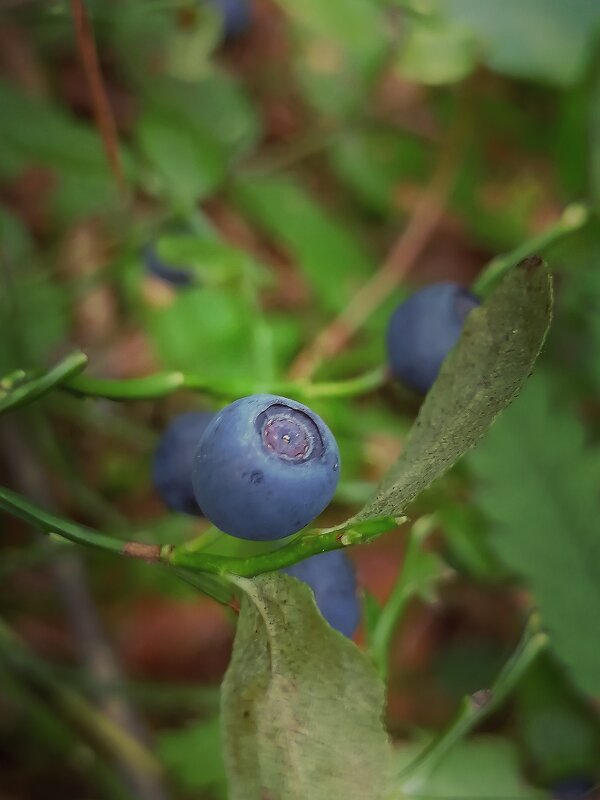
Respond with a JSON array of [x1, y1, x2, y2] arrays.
[[1, 1, 600, 799]]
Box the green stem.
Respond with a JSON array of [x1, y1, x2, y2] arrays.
[[0, 483, 402, 585], [370, 515, 438, 680], [398, 620, 548, 791], [0, 485, 128, 556], [66, 371, 188, 400], [473, 203, 589, 297], [0, 351, 88, 414], [64, 366, 388, 403], [167, 515, 403, 575]]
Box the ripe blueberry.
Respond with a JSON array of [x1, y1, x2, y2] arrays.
[[206, 0, 251, 40], [386, 282, 480, 394], [153, 412, 214, 516], [551, 777, 596, 800], [192, 395, 340, 540], [142, 241, 194, 288], [283, 550, 360, 638]]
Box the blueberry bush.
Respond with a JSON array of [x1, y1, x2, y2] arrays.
[[1, 2, 600, 799]]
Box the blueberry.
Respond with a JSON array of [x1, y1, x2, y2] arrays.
[[386, 282, 480, 394], [283, 550, 360, 638], [192, 395, 340, 540], [206, 0, 251, 40], [551, 777, 596, 800], [142, 242, 194, 288], [153, 412, 214, 516]]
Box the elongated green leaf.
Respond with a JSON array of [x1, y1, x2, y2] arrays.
[[231, 175, 374, 313], [470, 373, 600, 696], [0, 352, 88, 414], [357, 257, 553, 521], [221, 573, 393, 800]]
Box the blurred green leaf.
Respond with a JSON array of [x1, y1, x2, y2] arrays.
[[157, 716, 226, 798], [433, 0, 600, 86], [136, 283, 259, 378], [470, 372, 600, 696], [221, 573, 393, 800], [275, 0, 389, 114], [232, 175, 374, 313], [137, 72, 260, 207], [439, 505, 508, 581], [357, 258, 553, 521], [516, 655, 600, 782], [137, 110, 226, 207], [397, 736, 547, 799], [0, 207, 69, 374], [329, 127, 430, 216], [396, 16, 477, 85], [0, 81, 129, 222]]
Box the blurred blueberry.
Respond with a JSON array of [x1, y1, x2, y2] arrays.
[[192, 394, 340, 540], [206, 0, 251, 40], [283, 550, 361, 638], [386, 282, 480, 394], [153, 412, 214, 516], [142, 242, 195, 288], [552, 777, 597, 800]]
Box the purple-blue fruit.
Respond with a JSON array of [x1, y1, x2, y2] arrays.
[[206, 0, 251, 40], [153, 412, 214, 516], [551, 777, 596, 800], [142, 242, 194, 288], [386, 282, 479, 394], [192, 395, 340, 541], [283, 550, 360, 638]]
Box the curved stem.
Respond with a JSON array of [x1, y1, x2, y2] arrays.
[[398, 619, 548, 791], [63, 366, 388, 403], [0, 483, 402, 578], [370, 515, 439, 680], [473, 203, 589, 297]]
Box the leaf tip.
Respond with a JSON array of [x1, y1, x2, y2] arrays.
[[517, 254, 544, 272]]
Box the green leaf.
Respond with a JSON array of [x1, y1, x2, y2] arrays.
[[469, 372, 600, 696], [136, 72, 260, 206], [0, 81, 129, 222], [0, 207, 70, 374], [0, 351, 88, 414], [137, 110, 226, 207], [231, 175, 374, 313], [396, 16, 477, 85], [397, 736, 547, 799], [157, 716, 226, 798], [329, 127, 430, 216], [516, 656, 600, 782], [221, 573, 393, 800], [275, 0, 388, 114], [357, 257, 553, 521], [433, 0, 600, 87]]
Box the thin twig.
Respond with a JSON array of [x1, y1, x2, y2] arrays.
[[287, 109, 467, 381], [70, 0, 126, 192]]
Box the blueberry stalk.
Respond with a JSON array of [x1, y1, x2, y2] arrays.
[[370, 515, 439, 680], [473, 203, 589, 297], [63, 366, 388, 402], [398, 617, 548, 793], [0, 483, 402, 581]]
